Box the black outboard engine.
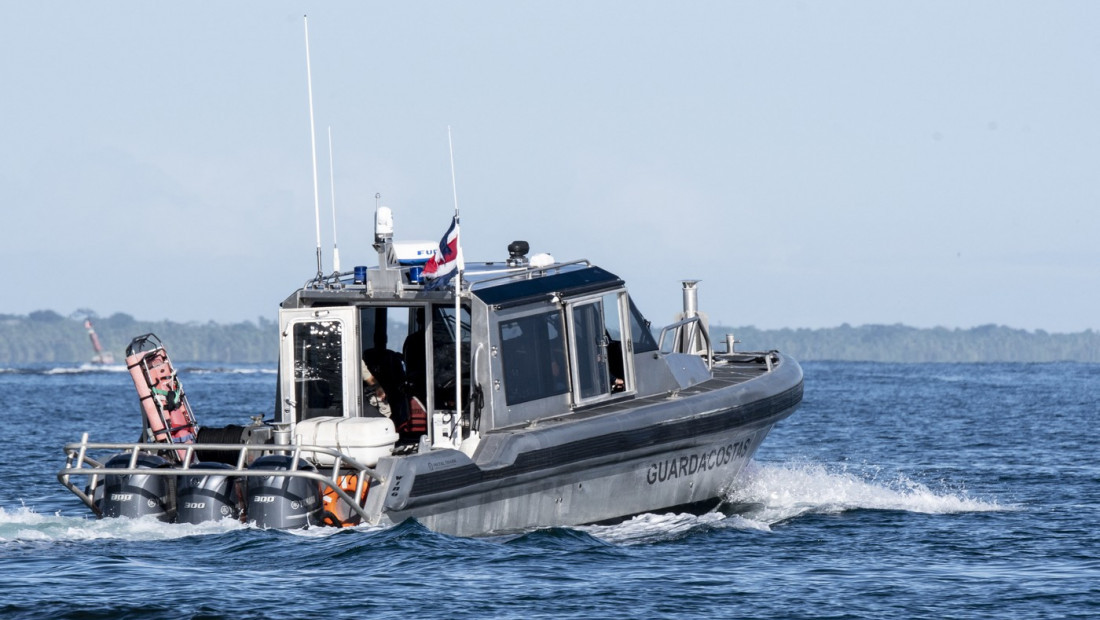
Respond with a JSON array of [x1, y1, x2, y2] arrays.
[[99, 452, 176, 521], [246, 455, 322, 529], [176, 462, 242, 524]]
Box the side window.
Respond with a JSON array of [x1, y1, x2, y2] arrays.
[[499, 310, 569, 405], [292, 320, 344, 420], [569, 290, 631, 403], [629, 298, 658, 353], [571, 301, 609, 400], [602, 292, 629, 392]]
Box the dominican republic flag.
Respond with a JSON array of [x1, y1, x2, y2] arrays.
[[422, 215, 462, 289]]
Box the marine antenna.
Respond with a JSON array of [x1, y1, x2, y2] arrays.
[[448, 125, 460, 219], [328, 125, 341, 274], [303, 14, 323, 281]]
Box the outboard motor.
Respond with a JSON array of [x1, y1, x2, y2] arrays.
[[176, 462, 242, 524], [246, 455, 322, 529], [99, 452, 176, 521]]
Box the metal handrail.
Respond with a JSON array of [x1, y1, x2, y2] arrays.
[[58, 436, 384, 523], [465, 259, 592, 290], [657, 316, 714, 369]]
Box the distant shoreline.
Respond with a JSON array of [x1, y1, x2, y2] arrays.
[[1, 312, 1097, 364], [710, 323, 1099, 363]]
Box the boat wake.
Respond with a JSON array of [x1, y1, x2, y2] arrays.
[[0, 505, 392, 545], [576, 510, 763, 546], [725, 459, 1007, 523], [0, 506, 244, 543], [580, 459, 1009, 545]]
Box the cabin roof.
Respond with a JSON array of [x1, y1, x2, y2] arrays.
[[469, 265, 623, 308], [284, 255, 625, 310]]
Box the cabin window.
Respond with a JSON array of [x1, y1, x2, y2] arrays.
[[499, 310, 569, 405], [605, 292, 633, 392], [629, 298, 658, 353], [360, 306, 411, 354], [567, 290, 633, 404], [291, 320, 345, 420], [571, 301, 609, 399]]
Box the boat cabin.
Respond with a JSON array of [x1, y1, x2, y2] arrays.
[[273, 212, 688, 458]]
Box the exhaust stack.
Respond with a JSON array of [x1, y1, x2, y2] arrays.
[[681, 280, 699, 319], [676, 280, 710, 357]]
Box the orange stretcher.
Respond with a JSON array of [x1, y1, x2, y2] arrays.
[[125, 333, 198, 463]]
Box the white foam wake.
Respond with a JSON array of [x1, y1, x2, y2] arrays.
[[0, 505, 390, 544], [724, 459, 1008, 525], [0, 506, 243, 543], [582, 459, 1008, 544], [579, 510, 771, 545]]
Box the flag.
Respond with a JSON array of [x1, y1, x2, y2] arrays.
[[422, 215, 462, 289]]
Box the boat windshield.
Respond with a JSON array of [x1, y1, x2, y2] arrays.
[[629, 299, 658, 353]]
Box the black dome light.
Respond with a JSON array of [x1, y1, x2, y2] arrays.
[[507, 240, 530, 266]]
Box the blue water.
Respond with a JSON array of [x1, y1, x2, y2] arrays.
[[1, 362, 1097, 619]]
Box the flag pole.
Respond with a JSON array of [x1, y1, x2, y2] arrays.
[[448, 125, 463, 444]]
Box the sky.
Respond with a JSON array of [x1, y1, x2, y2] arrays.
[[2, 2, 1097, 333]]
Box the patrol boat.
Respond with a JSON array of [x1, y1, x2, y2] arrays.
[[59, 208, 803, 536]]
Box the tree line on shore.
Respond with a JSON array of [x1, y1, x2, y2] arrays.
[[0, 311, 275, 364], [2, 310, 1097, 364], [712, 323, 1100, 363]]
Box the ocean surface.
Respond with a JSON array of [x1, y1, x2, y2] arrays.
[[0, 361, 1096, 619]]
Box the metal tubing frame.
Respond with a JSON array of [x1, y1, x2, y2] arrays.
[[465, 259, 592, 291], [58, 435, 385, 524], [657, 316, 714, 369]]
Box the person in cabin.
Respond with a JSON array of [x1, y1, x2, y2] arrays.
[[361, 361, 391, 417], [362, 347, 411, 430], [402, 321, 428, 405], [608, 339, 626, 392]]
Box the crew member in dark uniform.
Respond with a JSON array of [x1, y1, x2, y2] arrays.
[[362, 347, 411, 432]]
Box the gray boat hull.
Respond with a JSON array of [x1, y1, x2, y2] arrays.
[[367, 353, 803, 536]]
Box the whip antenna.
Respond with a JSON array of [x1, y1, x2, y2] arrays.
[[328, 125, 341, 274], [303, 15, 323, 280], [448, 125, 460, 217]]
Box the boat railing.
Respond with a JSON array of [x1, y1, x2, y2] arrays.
[[658, 316, 714, 369], [301, 259, 596, 294], [58, 434, 384, 522], [466, 259, 593, 290]]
